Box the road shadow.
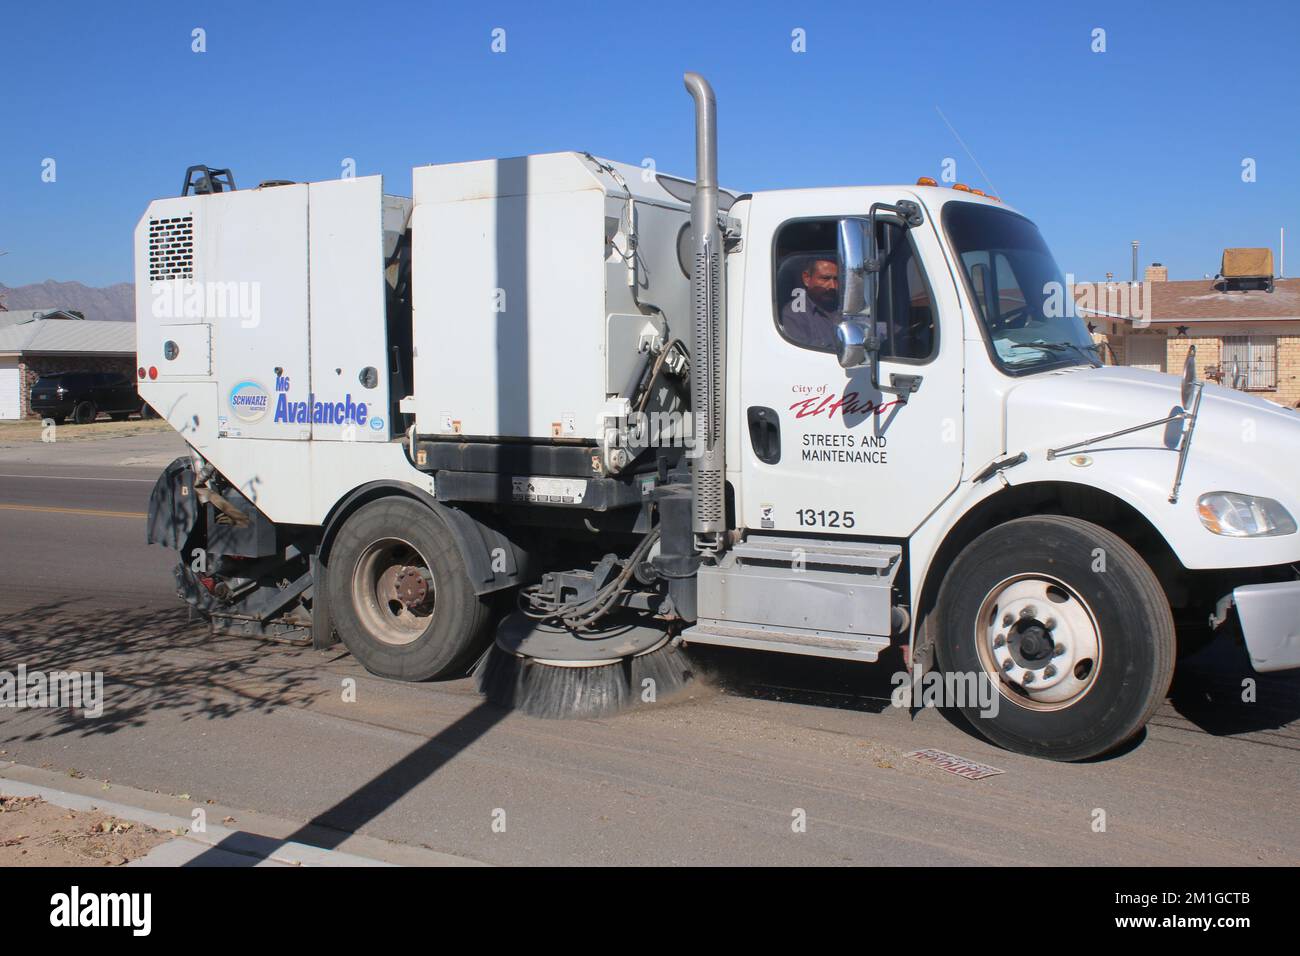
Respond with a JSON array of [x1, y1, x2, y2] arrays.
[[183, 701, 506, 865], [684, 642, 903, 715], [1169, 635, 1300, 741], [687, 631, 1300, 756], [0, 597, 320, 743]]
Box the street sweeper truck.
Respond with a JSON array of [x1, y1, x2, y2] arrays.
[[137, 74, 1300, 761]]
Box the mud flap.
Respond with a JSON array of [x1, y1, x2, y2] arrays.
[[147, 456, 201, 550], [310, 553, 339, 650]]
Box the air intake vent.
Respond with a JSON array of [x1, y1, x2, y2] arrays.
[[149, 216, 194, 281]]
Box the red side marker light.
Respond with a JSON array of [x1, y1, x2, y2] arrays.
[[148, 366, 158, 380]]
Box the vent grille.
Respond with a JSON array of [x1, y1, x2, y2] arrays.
[[148, 216, 194, 281]]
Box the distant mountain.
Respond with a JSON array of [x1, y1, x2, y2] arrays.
[[0, 280, 134, 323]]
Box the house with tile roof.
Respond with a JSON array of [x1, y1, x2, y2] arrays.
[[1074, 251, 1300, 408]]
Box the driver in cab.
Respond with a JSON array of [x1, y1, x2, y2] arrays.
[[781, 258, 842, 351]]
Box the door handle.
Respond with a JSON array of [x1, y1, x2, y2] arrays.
[[747, 406, 781, 464]]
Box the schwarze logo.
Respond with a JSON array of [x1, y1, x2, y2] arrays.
[[229, 380, 270, 423]]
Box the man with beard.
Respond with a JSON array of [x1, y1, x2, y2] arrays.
[[780, 257, 842, 351]]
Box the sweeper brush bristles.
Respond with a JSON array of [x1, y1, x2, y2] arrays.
[[473, 641, 526, 707], [475, 641, 694, 719], [473, 643, 628, 719], [629, 641, 694, 704]]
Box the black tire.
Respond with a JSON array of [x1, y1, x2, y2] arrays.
[[140, 401, 157, 420], [327, 497, 493, 681], [934, 515, 1174, 762], [72, 401, 97, 425]]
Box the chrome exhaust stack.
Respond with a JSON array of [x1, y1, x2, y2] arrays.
[[683, 72, 725, 553]]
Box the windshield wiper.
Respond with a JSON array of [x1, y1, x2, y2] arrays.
[[1006, 340, 1102, 367]]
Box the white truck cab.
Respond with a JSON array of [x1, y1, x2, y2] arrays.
[[137, 77, 1300, 762]]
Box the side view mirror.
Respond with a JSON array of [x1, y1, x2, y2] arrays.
[[1180, 345, 1198, 408], [838, 218, 874, 319], [836, 218, 878, 371], [835, 319, 878, 370]]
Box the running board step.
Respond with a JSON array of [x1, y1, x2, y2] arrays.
[[730, 535, 901, 573], [681, 622, 891, 663]]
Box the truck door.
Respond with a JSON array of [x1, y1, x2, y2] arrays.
[[736, 193, 964, 538]]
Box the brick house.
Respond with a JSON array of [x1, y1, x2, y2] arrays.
[[1074, 254, 1300, 408], [0, 314, 136, 419]]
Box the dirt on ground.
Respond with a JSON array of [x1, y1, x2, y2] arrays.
[[0, 794, 170, 866], [0, 418, 172, 444]]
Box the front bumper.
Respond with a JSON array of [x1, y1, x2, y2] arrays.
[[1233, 581, 1300, 672]]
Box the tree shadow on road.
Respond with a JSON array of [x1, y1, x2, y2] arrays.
[[0, 597, 321, 743]]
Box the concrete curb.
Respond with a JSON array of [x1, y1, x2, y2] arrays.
[[0, 762, 486, 867]]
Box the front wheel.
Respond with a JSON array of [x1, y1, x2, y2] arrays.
[[327, 497, 493, 681], [934, 515, 1174, 761]]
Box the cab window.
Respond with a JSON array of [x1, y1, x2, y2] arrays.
[[773, 219, 840, 353], [875, 222, 937, 363], [773, 217, 936, 361]]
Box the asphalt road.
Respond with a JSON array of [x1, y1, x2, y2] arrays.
[[1, 438, 1298, 866]]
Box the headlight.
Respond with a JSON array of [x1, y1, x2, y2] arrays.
[[1197, 492, 1297, 537]]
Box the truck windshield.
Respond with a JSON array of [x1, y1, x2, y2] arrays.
[[942, 202, 1099, 374]]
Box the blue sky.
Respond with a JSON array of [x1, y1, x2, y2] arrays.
[[2, 0, 1297, 288]]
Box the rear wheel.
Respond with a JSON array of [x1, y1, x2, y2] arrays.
[[327, 497, 493, 681], [934, 515, 1174, 761], [72, 401, 96, 424]]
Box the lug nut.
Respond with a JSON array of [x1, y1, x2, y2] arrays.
[[1002, 660, 1015, 672], [1053, 643, 1066, 656], [1043, 665, 1057, 678], [1043, 617, 1056, 630], [1022, 672, 1035, 684], [1002, 613, 1014, 627], [1020, 606, 1037, 619], [993, 633, 1006, 648]]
